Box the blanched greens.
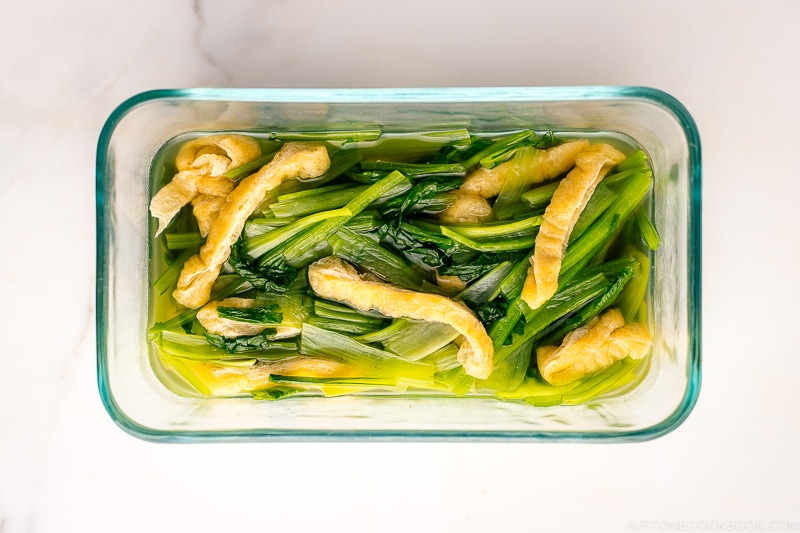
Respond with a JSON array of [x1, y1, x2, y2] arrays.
[[149, 129, 657, 403]]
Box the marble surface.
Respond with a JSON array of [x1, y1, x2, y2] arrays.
[[2, 0, 799, 531]]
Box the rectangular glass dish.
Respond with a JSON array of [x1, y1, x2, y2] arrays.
[[96, 86, 701, 442]]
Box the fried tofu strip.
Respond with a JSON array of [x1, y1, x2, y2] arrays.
[[438, 191, 493, 223], [149, 135, 262, 236], [183, 357, 357, 397], [536, 308, 651, 386], [307, 256, 494, 379], [196, 298, 300, 339], [439, 139, 590, 223], [521, 143, 626, 310], [173, 142, 331, 309]]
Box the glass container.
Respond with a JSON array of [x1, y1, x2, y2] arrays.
[[96, 87, 701, 442]]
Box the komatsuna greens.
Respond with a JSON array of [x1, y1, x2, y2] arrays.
[[148, 128, 657, 402]]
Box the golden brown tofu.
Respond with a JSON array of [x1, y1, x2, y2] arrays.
[[521, 143, 626, 310], [307, 256, 494, 379], [536, 308, 651, 386], [173, 142, 331, 309], [438, 191, 492, 223], [149, 135, 261, 235], [438, 139, 590, 223], [183, 357, 358, 396]]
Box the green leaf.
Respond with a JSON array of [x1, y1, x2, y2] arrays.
[[376, 221, 457, 269], [217, 303, 283, 325], [251, 386, 305, 400], [439, 250, 526, 282], [382, 175, 463, 218], [228, 237, 298, 292], [204, 331, 281, 353]]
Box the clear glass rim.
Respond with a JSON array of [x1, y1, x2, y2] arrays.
[[96, 86, 702, 443]]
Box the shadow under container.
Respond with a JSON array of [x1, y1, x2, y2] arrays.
[[96, 86, 701, 442]]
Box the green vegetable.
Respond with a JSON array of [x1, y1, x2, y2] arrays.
[[359, 160, 466, 177], [299, 323, 435, 382], [329, 227, 425, 290], [440, 251, 525, 282], [244, 207, 352, 259], [205, 331, 280, 353], [382, 175, 463, 217], [376, 221, 457, 268], [278, 171, 412, 266], [228, 238, 298, 292], [225, 149, 280, 180], [150, 130, 657, 404], [217, 303, 283, 325]]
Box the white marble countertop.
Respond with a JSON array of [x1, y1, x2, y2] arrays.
[[2, 1, 799, 531]]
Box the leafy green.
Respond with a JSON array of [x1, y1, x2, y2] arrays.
[[375, 221, 457, 268], [461, 130, 535, 169], [251, 386, 305, 400], [465, 130, 561, 169], [329, 228, 425, 290], [382, 175, 463, 217], [538, 266, 635, 346], [204, 331, 280, 353], [228, 237, 298, 292], [474, 300, 508, 325], [217, 303, 283, 325], [439, 250, 526, 282], [473, 296, 525, 344]]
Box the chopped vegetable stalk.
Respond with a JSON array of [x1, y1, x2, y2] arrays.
[[570, 182, 617, 240], [329, 227, 426, 290], [559, 167, 653, 282], [560, 358, 641, 404], [243, 216, 295, 239], [539, 265, 635, 346], [268, 185, 366, 218], [635, 207, 661, 251], [521, 181, 561, 209], [225, 148, 280, 180], [492, 146, 543, 215], [299, 323, 435, 382], [278, 171, 412, 266], [615, 248, 651, 323], [382, 321, 460, 361], [440, 226, 536, 253], [245, 207, 352, 259], [154, 248, 196, 295], [434, 214, 543, 240], [165, 232, 204, 251], [478, 336, 535, 392]]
